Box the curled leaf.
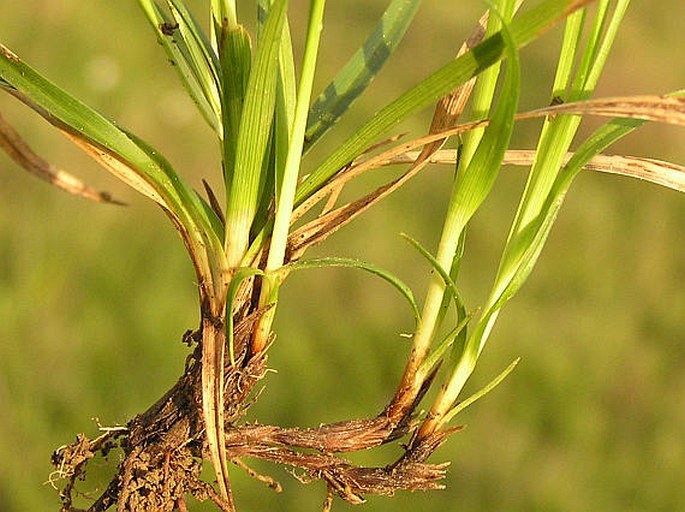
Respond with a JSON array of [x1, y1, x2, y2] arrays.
[[280, 257, 421, 326]]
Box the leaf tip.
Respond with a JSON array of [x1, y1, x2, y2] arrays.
[[0, 43, 20, 63]]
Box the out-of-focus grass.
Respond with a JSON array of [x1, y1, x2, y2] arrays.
[[1, 1, 684, 511]]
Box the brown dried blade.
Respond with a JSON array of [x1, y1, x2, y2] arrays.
[[0, 111, 123, 204], [319, 134, 407, 216], [580, 154, 685, 192], [518, 94, 685, 125], [388, 149, 685, 193], [418, 9, 491, 160], [503, 150, 685, 191]]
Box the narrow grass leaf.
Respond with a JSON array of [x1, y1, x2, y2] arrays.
[[295, 0, 593, 205], [441, 357, 520, 424], [401, 233, 463, 315], [281, 257, 421, 325], [225, 0, 288, 265], [550, 8, 584, 96], [304, 0, 421, 150], [273, 20, 297, 201], [137, 0, 222, 134], [167, 0, 221, 97], [446, 25, 519, 236]]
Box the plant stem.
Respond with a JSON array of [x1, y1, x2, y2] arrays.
[[390, 0, 510, 419], [201, 309, 231, 501], [415, 0, 631, 441], [252, 0, 327, 354], [267, 0, 326, 273]]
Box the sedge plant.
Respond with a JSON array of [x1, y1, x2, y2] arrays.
[[1, 0, 684, 510]]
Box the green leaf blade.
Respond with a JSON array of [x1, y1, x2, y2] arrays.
[[219, 25, 253, 185], [137, 0, 222, 134], [448, 15, 520, 245], [295, 0, 592, 205], [0, 44, 225, 263], [304, 0, 421, 150], [224, 0, 288, 265]]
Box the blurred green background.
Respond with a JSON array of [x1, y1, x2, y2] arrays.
[[1, 1, 684, 510]]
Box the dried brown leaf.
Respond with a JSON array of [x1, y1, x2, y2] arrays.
[[62, 131, 167, 207], [4, 87, 173, 210], [520, 95, 685, 125], [503, 150, 685, 191], [0, 111, 123, 204], [388, 149, 685, 193]]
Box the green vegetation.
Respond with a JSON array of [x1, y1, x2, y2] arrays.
[[1, 1, 684, 511]]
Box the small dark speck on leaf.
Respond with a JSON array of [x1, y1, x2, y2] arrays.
[[160, 22, 179, 36]]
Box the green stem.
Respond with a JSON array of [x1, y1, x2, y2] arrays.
[[391, 1, 512, 417], [267, 0, 326, 273], [418, 0, 631, 438], [252, 0, 327, 353]]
